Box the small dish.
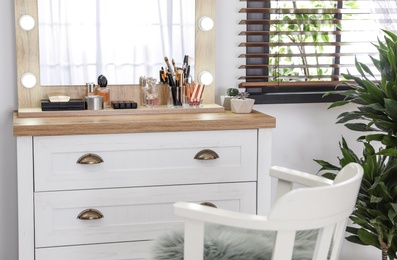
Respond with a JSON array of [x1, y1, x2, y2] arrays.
[[48, 94, 71, 102]]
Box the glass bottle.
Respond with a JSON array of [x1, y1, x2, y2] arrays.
[[96, 75, 110, 108], [146, 77, 158, 108], [96, 87, 110, 108], [140, 76, 148, 106]]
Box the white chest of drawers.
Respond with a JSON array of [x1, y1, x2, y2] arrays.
[[14, 111, 275, 260]]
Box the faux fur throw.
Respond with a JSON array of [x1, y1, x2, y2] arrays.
[[152, 224, 318, 260]]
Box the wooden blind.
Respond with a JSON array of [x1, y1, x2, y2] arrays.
[[238, 0, 381, 90]]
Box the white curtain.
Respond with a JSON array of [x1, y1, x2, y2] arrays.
[[369, 0, 397, 33], [38, 0, 195, 85]]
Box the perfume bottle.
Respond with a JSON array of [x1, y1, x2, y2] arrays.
[[146, 77, 158, 108], [96, 75, 110, 108], [86, 82, 96, 96], [140, 76, 148, 106]]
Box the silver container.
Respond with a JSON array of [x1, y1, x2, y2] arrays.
[[85, 95, 103, 110]]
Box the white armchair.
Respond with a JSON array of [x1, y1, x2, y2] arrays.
[[153, 163, 363, 260]]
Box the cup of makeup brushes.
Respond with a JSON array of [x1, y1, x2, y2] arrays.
[[189, 98, 203, 108], [167, 85, 183, 108], [185, 82, 205, 108]]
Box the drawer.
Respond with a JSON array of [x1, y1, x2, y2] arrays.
[[35, 182, 257, 248], [34, 130, 258, 191], [36, 241, 152, 260]]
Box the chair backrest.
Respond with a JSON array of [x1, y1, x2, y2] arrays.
[[269, 163, 362, 224], [267, 162, 363, 259], [169, 163, 363, 260]]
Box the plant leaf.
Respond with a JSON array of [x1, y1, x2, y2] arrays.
[[384, 98, 397, 122], [357, 229, 380, 248], [377, 149, 397, 156], [327, 100, 349, 109], [313, 159, 340, 171], [344, 123, 377, 132]]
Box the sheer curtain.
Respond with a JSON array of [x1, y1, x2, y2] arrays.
[[38, 0, 195, 85], [369, 0, 397, 33]]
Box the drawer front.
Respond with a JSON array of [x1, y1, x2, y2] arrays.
[[35, 182, 257, 248], [34, 130, 258, 191], [36, 241, 152, 260]]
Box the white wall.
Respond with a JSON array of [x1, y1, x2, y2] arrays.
[[215, 0, 379, 259], [0, 0, 379, 258]]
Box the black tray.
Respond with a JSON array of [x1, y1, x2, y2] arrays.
[[41, 99, 85, 111]]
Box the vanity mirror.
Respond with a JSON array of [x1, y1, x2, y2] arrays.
[[38, 0, 195, 86], [14, 0, 215, 109]]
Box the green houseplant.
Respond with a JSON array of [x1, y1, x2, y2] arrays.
[[221, 88, 239, 110], [315, 139, 397, 260], [316, 30, 397, 260]]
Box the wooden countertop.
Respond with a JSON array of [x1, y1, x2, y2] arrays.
[[13, 110, 276, 136]]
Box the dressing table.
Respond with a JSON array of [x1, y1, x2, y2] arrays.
[[13, 0, 276, 259]]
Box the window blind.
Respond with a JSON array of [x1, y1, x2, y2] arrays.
[[238, 0, 382, 102]]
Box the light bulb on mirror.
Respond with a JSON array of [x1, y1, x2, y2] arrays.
[[19, 15, 35, 31], [199, 71, 213, 85], [21, 73, 37, 89], [199, 16, 214, 32]]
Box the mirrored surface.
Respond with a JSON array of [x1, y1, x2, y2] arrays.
[[38, 0, 195, 86]]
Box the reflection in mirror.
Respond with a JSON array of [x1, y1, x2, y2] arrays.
[[38, 0, 195, 86]]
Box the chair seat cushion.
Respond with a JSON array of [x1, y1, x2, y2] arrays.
[[152, 224, 318, 260]]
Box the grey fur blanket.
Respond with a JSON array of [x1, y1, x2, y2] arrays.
[[152, 224, 318, 260]]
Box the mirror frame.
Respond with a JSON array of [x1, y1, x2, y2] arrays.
[[14, 0, 215, 109]]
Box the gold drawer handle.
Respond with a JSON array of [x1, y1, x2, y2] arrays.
[[77, 209, 104, 220], [200, 202, 217, 208], [194, 149, 219, 160], [77, 153, 104, 164]]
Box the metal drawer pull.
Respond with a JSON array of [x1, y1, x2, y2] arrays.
[[77, 209, 104, 220], [76, 153, 104, 164], [200, 202, 217, 208], [194, 149, 219, 160]]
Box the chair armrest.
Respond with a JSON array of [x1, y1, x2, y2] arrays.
[[173, 202, 279, 231], [270, 166, 333, 187]]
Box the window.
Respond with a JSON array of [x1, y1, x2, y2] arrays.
[[239, 0, 382, 104]]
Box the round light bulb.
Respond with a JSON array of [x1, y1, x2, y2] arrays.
[[199, 16, 214, 32], [199, 71, 213, 85], [19, 15, 35, 31], [21, 73, 37, 89]]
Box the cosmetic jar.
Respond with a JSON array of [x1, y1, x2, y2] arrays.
[[85, 95, 103, 110]]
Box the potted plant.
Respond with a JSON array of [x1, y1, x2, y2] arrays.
[[316, 30, 397, 260], [221, 88, 239, 110], [315, 139, 397, 260], [230, 92, 255, 114]]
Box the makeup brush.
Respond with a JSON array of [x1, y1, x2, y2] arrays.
[[164, 56, 174, 75], [172, 59, 178, 75]]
